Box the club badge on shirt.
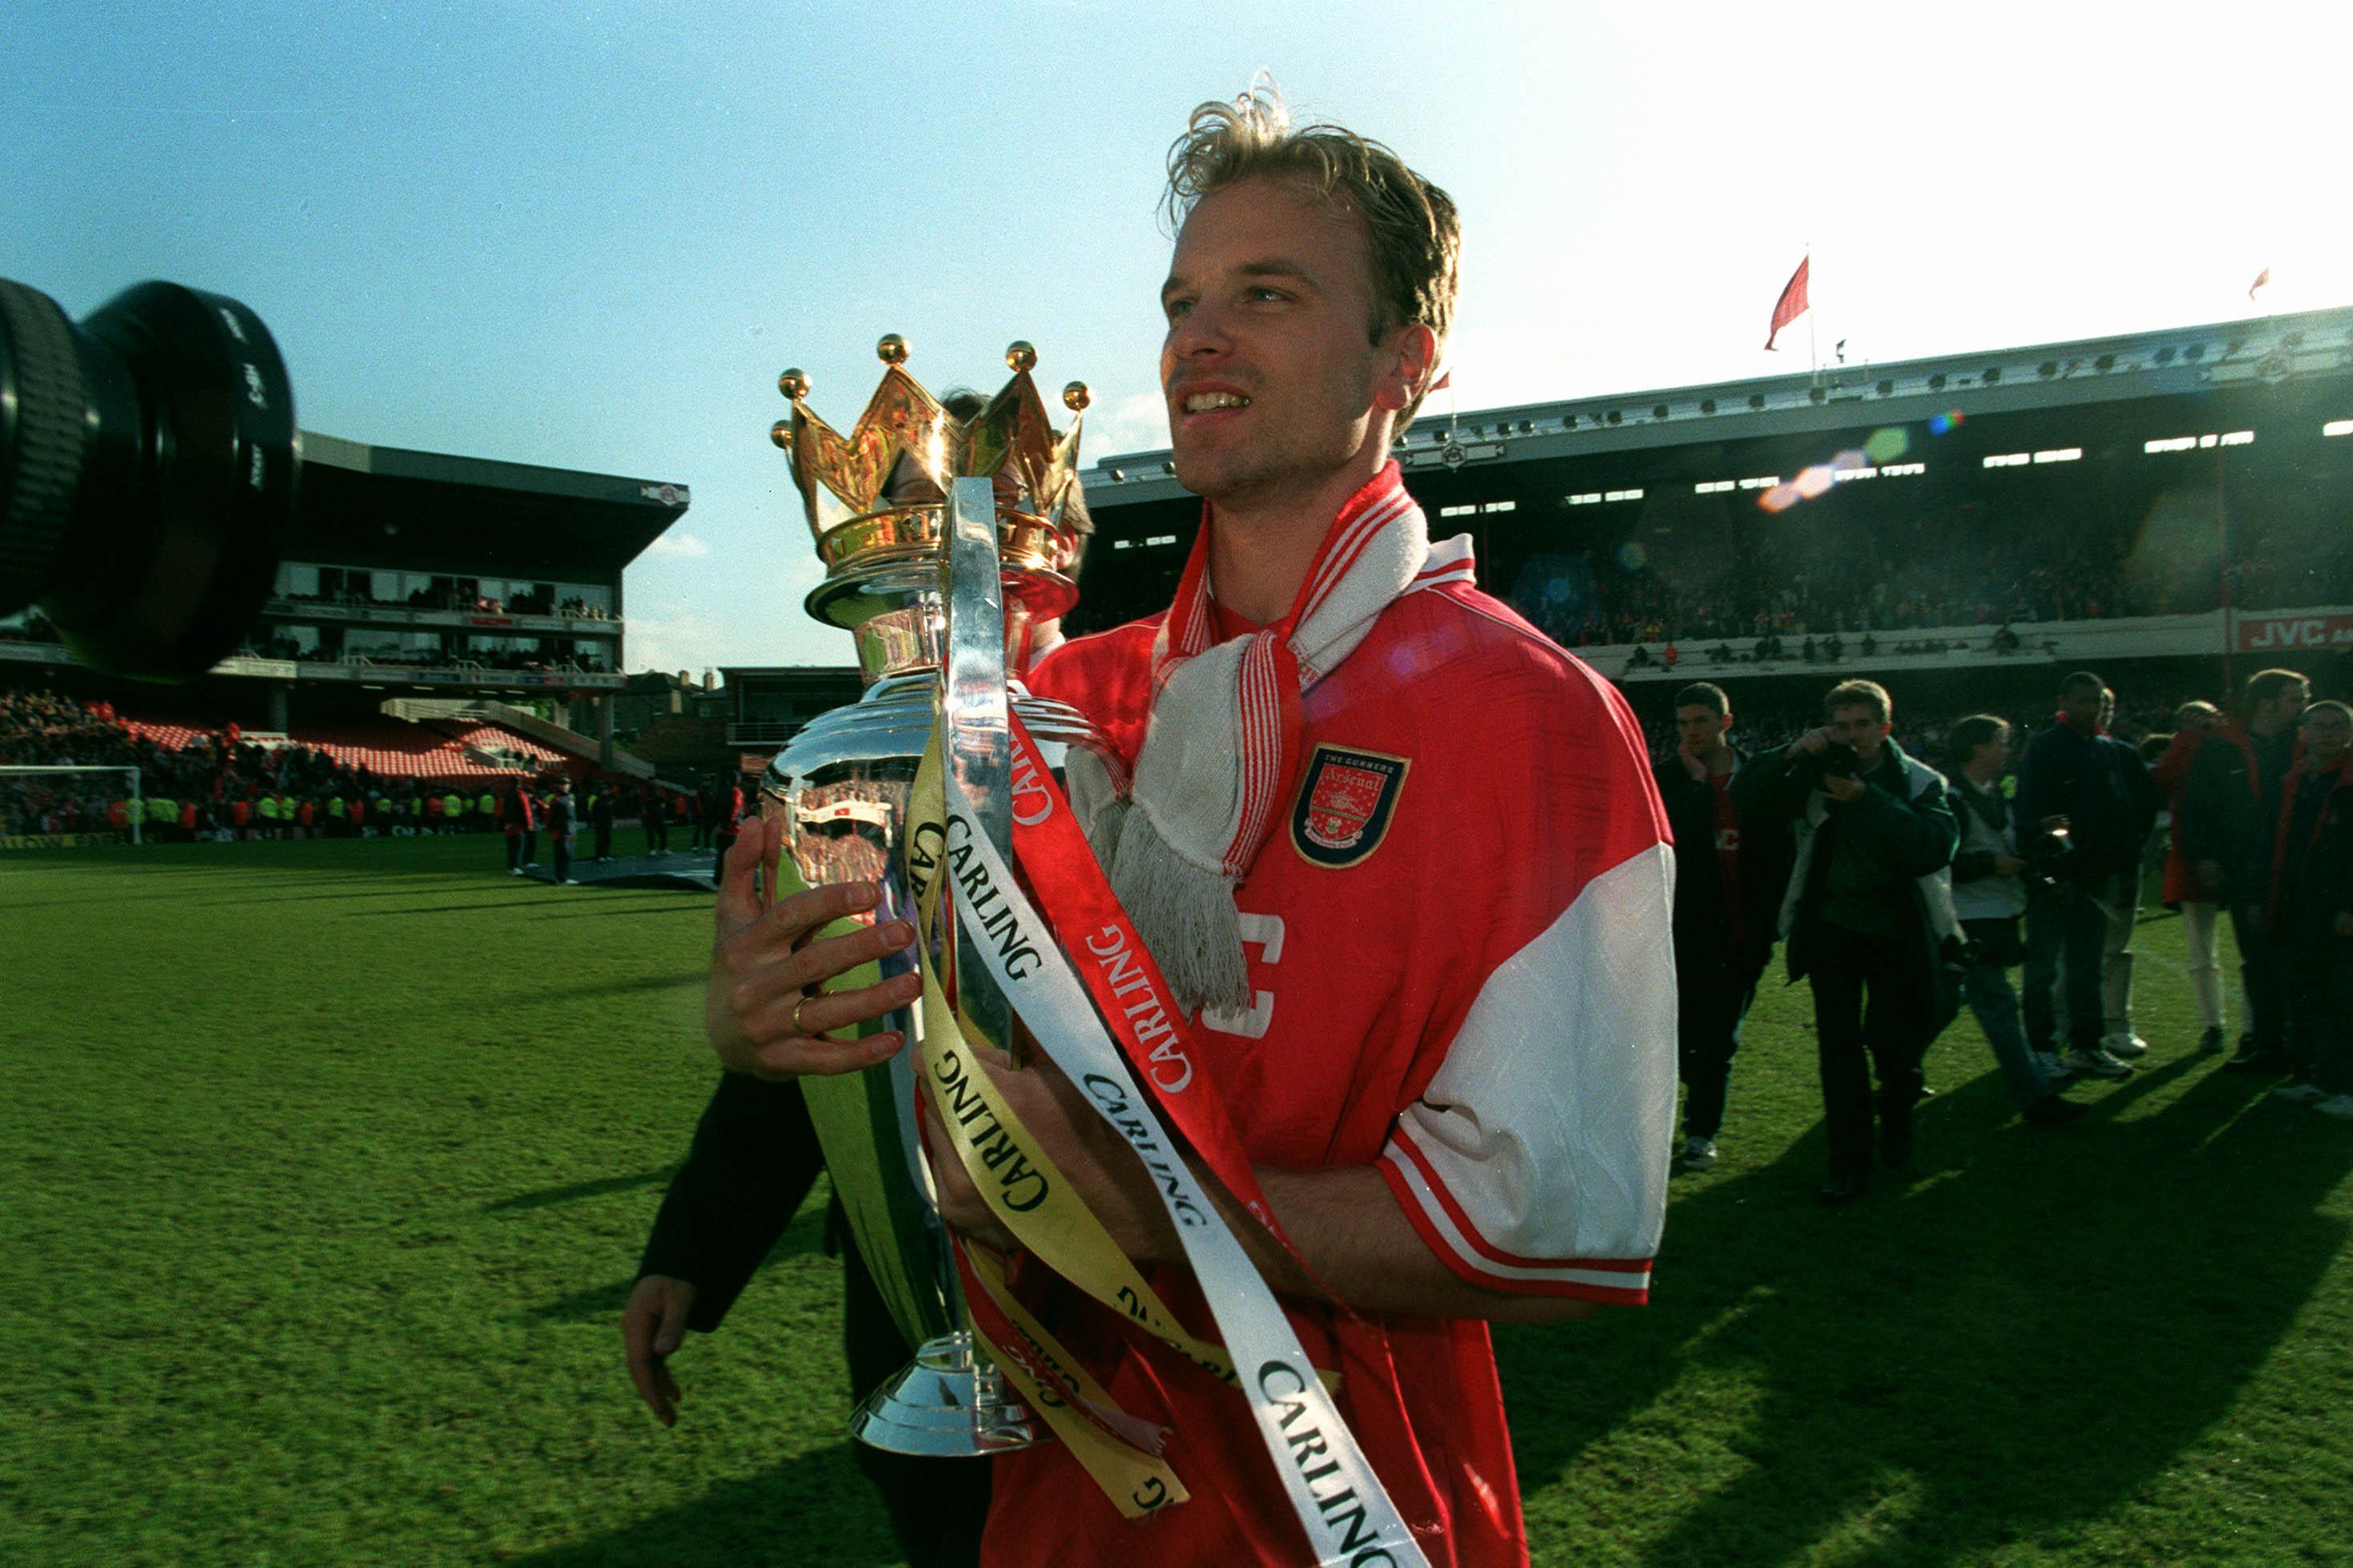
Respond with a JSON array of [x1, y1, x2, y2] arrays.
[[1291, 745, 1410, 868]]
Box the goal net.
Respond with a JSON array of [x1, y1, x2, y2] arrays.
[[0, 764, 144, 845]]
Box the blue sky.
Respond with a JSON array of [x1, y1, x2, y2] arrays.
[[9, 1, 2347, 671]]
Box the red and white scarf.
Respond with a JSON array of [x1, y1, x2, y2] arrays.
[[1085, 461, 1475, 1013]]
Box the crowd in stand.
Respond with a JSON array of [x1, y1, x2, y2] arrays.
[[272, 582, 612, 621], [0, 688, 672, 842], [1503, 488, 2348, 652], [245, 633, 608, 675]]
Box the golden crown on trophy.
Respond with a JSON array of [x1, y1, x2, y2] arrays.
[[772, 335, 1090, 576]]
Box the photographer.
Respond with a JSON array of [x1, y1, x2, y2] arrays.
[[1735, 679, 1959, 1206], [2016, 673, 2161, 1078], [1941, 715, 2088, 1127]]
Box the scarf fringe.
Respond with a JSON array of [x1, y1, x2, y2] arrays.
[[1109, 806, 1251, 1015]]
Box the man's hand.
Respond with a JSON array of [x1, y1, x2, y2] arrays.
[[708, 812, 922, 1080], [1789, 726, 1834, 758], [1677, 740, 1709, 782], [1819, 773, 1867, 804], [1993, 853, 2028, 877], [622, 1275, 700, 1428]]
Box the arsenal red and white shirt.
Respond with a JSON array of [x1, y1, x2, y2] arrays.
[[991, 557, 1676, 1566]]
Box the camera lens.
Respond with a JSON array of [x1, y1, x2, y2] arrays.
[[0, 276, 297, 681]]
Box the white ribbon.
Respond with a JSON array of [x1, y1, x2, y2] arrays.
[[938, 765, 1429, 1568]]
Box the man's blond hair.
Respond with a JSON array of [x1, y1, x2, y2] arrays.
[[1163, 81, 1459, 425]]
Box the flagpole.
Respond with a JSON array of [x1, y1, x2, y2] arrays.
[[1806, 244, 1818, 381]]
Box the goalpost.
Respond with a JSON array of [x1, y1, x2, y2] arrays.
[[0, 764, 143, 844]]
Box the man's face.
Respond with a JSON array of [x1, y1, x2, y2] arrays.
[[2060, 683, 2104, 728], [2262, 683, 2311, 729], [1160, 176, 1397, 505], [1675, 704, 1729, 751], [1830, 703, 1890, 762], [2303, 707, 2351, 764]]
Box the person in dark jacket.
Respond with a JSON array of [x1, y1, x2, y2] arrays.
[[1652, 682, 1792, 1172], [2262, 701, 2353, 1114], [641, 784, 669, 854], [588, 782, 615, 861], [623, 1075, 991, 1566], [1734, 679, 1959, 1206], [2183, 667, 2311, 1071], [545, 775, 577, 885], [708, 776, 745, 884], [2015, 672, 2162, 1078], [2151, 700, 2236, 1054]]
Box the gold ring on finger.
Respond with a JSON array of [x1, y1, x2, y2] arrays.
[[791, 992, 817, 1036]]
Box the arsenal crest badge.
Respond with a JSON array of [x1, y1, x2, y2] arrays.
[[1290, 745, 1409, 869]]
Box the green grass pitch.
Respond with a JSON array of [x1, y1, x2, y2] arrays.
[[3, 836, 2349, 1566]]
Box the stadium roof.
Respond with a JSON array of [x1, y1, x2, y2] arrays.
[[293, 432, 692, 578], [1085, 304, 2353, 507]]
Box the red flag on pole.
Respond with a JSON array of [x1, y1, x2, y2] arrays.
[[2248, 266, 2270, 302], [1765, 256, 1810, 351]]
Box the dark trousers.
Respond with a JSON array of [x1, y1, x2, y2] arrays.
[[644, 819, 668, 853], [2023, 881, 2107, 1050], [2287, 933, 2353, 1090], [505, 832, 525, 871], [2230, 902, 2290, 1056], [552, 832, 573, 883], [593, 823, 612, 859], [1677, 946, 1766, 1141], [1807, 925, 1931, 1180]]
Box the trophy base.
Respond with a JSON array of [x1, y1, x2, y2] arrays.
[[851, 1332, 1043, 1457]]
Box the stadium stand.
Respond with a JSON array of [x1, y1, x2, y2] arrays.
[[426, 721, 572, 768]]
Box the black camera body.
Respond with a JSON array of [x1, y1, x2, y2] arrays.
[[1811, 741, 1865, 780], [2020, 823, 2075, 889], [0, 276, 297, 682]]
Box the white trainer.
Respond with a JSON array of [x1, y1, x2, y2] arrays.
[[2063, 1046, 2135, 1080], [2314, 1094, 2353, 1120], [2102, 1032, 2149, 1058], [2271, 1082, 2328, 1104]]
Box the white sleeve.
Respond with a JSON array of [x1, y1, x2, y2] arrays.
[[1378, 843, 1677, 1303]]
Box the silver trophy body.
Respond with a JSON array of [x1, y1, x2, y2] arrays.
[[761, 442, 1100, 1454]]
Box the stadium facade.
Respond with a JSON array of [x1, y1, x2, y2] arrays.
[[2, 431, 691, 767], [1072, 305, 2353, 711]]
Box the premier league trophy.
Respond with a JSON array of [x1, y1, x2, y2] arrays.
[[760, 334, 1102, 1455]]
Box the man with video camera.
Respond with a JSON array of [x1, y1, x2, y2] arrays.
[[1734, 679, 1959, 1206]]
